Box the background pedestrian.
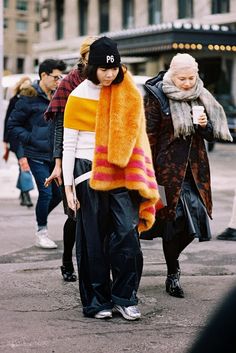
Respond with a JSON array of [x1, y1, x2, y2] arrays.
[[142, 53, 232, 298], [3, 76, 35, 207], [7, 59, 67, 249], [44, 36, 98, 281]]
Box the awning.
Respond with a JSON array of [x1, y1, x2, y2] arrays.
[[105, 22, 236, 56]]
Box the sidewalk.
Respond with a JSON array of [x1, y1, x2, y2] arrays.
[[0, 142, 236, 353]]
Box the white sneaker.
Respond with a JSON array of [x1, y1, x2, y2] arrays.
[[35, 229, 57, 249], [94, 309, 112, 319], [114, 305, 141, 320]]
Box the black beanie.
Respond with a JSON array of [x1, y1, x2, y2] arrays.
[[88, 36, 121, 68]]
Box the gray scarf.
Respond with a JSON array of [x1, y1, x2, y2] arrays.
[[162, 72, 232, 141]]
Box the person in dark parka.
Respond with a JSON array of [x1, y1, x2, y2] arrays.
[[142, 53, 232, 298], [7, 59, 66, 249]]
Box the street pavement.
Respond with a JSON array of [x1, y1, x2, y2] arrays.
[[0, 142, 236, 353]]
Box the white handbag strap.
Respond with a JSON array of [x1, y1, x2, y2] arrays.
[[74, 171, 92, 186]]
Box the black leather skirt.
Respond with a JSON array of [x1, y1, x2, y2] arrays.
[[141, 178, 211, 242]]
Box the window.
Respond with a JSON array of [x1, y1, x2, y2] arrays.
[[4, 0, 9, 8], [4, 18, 8, 29], [16, 20, 28, 32], [4, 57, 8, 71], [56, 0, 64, 39], [17, 58, 24, 73], [122, 0, 134, 29], [99, 0, 109, 33], [212, 0, 229, 14], [35, 1, 40, 13], [178, 0, 193, 19], [148, 0, 162, 25], [34, 58, 39, 68], [79, 0, 88, 35], [35, 22, 40, 32], [16, 0, 28, 11]]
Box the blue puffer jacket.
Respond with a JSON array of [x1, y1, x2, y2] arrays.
[[7, 81, 55, 161]]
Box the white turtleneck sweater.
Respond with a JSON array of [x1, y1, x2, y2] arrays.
[[62, 79, 101, 186]]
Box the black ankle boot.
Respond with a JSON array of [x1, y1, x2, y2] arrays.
[[60, 265, 77, 282], [20, 192, 26, 206], [166, 273, 184, 298], [20, 191, 33, 207]]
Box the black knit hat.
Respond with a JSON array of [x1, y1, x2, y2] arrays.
[[88, 36, 121, 68]]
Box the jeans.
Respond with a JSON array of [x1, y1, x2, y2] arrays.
[[28, 158, 61, 228]]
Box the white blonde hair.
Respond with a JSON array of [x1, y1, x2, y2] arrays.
[[168, 53, 199, 76]]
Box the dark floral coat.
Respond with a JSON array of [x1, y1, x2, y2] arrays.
[[144, 72, 215, 221]]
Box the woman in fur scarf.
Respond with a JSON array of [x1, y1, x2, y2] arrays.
[[143, 53, 232, 298], [62, 36, 160, 320]]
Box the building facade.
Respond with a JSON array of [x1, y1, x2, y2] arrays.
[[3, 0, 40, 74], [34, 0, 236, 101]]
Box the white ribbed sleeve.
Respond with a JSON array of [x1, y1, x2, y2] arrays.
[[63, 128, 95, 185], [62, 128, 78, 186]]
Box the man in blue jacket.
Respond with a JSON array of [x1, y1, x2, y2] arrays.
[[8, 59, 66, 249]]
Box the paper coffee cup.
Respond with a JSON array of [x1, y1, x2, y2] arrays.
[[192, 106, 204, 124]]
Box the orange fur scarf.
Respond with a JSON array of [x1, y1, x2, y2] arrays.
[[90, 71, 163, 232]]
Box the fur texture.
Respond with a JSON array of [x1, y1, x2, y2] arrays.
[[90, 71, 162, 232]]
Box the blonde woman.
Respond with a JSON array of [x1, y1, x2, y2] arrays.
[[3, 76, 36, 207]]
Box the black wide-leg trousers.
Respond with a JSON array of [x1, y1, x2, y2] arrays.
[[74, 159, 143, 317]]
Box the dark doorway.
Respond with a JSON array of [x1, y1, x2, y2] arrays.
[[198, 57, 232, 95]]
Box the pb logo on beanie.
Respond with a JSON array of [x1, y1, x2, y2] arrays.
[[106, 55, 114, 63], [88, 36, 121, 68]]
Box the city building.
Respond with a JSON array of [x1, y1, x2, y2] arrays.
[[3, 0, 40, 74], [33, 0, 236, 102]]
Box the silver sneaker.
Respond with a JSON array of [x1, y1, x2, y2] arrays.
[[94, 309, 112, 319], [114, 305, 141, 320], [35, 229, 57, 249]]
